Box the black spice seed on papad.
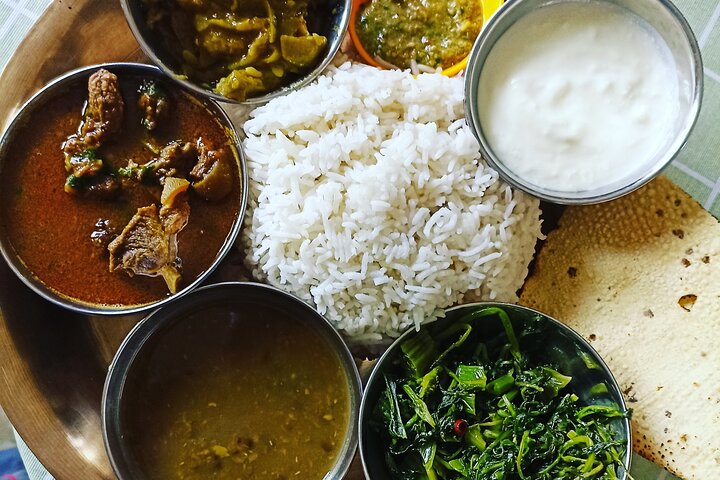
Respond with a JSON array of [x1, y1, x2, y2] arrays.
[[520, 175, 720, 479]]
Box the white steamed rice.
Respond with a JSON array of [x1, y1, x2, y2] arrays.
[[241, 62, 542, 342]]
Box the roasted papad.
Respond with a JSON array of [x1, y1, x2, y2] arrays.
[[520, 176, 720, 479]]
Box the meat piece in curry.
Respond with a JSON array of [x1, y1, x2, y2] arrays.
[[61, 70, 127, 198], [160, 177, 192, 234], [138, 79, 170, 131], [190, 140, 234, 201], [108, 204, 181, 293], [0, 67, 241, 307], [156, 140, 198, 179], [121, 140, 199, 182], [84, 69, 125, 136], [62, 69, 124, 178], [109, 178, 191, 293]]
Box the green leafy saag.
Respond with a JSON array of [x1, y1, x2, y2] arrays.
[[373, 307, 629, 480]]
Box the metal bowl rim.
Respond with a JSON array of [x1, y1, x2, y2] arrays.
[[463, 0, 704, 205], [119, 0, 352, 105], [358, 301, 633, 479], [102, 281, 362, 480], [0, 62, 249, 316]]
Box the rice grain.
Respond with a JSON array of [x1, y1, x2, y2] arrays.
[[241, 63, 543, 342]]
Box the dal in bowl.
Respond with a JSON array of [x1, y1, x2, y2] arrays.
[[102, 282, 361, 480]]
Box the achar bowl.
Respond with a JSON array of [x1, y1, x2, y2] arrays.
[[121, 0, 351, 104], [0, 62, 248, 316], [103, 282, 362, 480], [349, 0, 503, 76], [359, 302, 632, 479]]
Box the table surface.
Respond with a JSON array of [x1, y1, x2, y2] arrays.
[[1, 0, 718, 479]]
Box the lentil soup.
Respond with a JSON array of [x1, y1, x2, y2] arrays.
[[122, 302, 351, 479]]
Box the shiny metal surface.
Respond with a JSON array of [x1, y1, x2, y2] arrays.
[[464, 0, 703, 205], [0, 261, 139, 480], [0, 5, 146, 478], [358, 302, 633, 480], [0, 4, 373, 478], [0, 62, 249, 316], [102, 282, 363, 480], [120, 0, 351, 105]]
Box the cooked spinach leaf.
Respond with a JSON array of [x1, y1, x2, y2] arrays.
[[372, 306, 629, 479]]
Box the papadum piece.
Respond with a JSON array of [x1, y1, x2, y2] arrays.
[[519, 176, 720, 479]]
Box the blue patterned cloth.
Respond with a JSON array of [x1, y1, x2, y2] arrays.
[[0, 448, 28, 480]]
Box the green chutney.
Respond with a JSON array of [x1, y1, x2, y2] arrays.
[[356, 0, 483, 69]]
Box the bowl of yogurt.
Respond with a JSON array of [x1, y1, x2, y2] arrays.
[[464, 0, 702, 204]]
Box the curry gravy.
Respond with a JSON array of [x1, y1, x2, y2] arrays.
[[122, 303, 350, 479], [0, 74, 240, 306]]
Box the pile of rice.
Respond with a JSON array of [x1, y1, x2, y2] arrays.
[[241, 62, 542, 342]]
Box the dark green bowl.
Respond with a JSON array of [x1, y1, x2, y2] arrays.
[[358, 302, 632, 479]]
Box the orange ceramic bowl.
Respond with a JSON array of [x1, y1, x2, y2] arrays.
[[349, 0, 503, 76]]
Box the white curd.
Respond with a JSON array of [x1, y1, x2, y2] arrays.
[[478, 1, 683, 193]]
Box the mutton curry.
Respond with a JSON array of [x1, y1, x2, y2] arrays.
[[0, 68, 241, 307]]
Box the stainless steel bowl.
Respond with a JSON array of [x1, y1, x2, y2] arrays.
[[103, 282, 362, 480], [120, 0, 350, 105], [465, 0, 703, 204], [0, 63, 248, 316], [359, 302, 632, 479]]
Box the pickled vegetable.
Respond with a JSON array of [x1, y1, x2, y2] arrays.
[[141, 0, 328, 100]]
